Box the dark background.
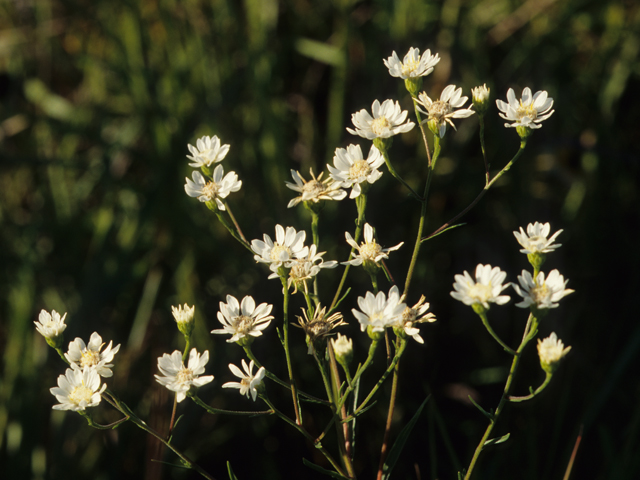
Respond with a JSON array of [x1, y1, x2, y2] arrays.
[[1, 0, 638, 479]]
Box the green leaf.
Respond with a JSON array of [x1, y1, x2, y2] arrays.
[[227, 461, 239, 480], [302, 458, 349, 479], [468, 395, 494, 421], [421, 223, 466, 243], [483, 432, 511, 448], [381, 396, 431, 480]]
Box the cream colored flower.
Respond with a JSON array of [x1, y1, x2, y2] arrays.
[[513, 270, 574, 310], [450, 264, 510, 310], [285, 244, 338, 293], [537, 332, 571, 373], [347, 99, 415, 140], [343, 223, 403, 268], [294, 305, 346, 355], [285, 169, 346, 208], [222, 359, 266, 401], [513, 222, 563, 254], [417, 85, 475, 138], [186, 135, 230, 168], [50, 368, 106, 411], [395, 296, 436, 344], [496, 87, 554, 129], [184, 166, 242, 210], [251, 225, 309, 274], [352, 286, 406, 334], [211, 295, 273, 344], [328, 145, 385, 199], [65, 332, 121, 378], [331, 333, 353, 365], [154, 349, 214, 403], [384, 47, 440, 79], [35, 309, 67, 340]]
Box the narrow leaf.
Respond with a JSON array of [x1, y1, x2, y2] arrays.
[[302, 458, 349, 479], [468, 395, 494, 421], [421, 223, 466, 243], [227, 461, 239, 480], [483, 432, 511, 448], [381, 396, 431, 480]]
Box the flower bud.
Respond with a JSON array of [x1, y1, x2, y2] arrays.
[[35, 309, 67, 349], [471, 84, 490, 115], [404, 77, 423, 97], [516, 125, 533, 140], [172, 304, 195, 338], [537, 332, 571, 374], [331, 334, 353, 367]]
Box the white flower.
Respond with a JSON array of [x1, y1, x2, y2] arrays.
[[395, 296, 436, 344], [222, 359, 266, 401], [383, 47, 440, 79], [471, 84, 490, 105], [513, 270, 574, 310], [184, 165, 242, 210], [285, 169, 346, 208], [417, 85, 475, 138], [496, 87, 554, 129], [285, 244, 338, 293], [154, 349, 214, 403], [50, 367, 106, 411], [211, 295, 273, 344], [352, 286, 406, 333], [35, 309, 67, 340], [328, 144, 385, 199], [450, 264, 511, 310], [65, 332, 121, 378], [537, 332, 571, 373], [251, 225, 309, 273], [186, 135, 230, 168], [343, 223, 403, 267], [513, 222, 563, 254], [331, 334, 353, 365], [347, 99, 415, 140], [172, 304, 195, 325]]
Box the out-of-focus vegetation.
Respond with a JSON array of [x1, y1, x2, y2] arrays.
[[1, 0, 638, 479]]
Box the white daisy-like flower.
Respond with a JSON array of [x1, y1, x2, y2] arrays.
[[395, 296, 436, 344], [352, 286, 407, 334], [184, 165, 242, 210], [328, 144, 385, 199], [496, 87, 554, 129], [513, 222, 563, 254], [450, 264, 511, 310], [50, 367, 106, 411], [343, 223, 403, 268], [186, 135, 230, 168], [513, 270, 574, 310], [172, 304, 195, 325], [154, 348, 214, 403], [35, 309, 67, 340], [416, 85, 475, 138], [383, 47, 440, 79], [285, 244, 338, 293], [331, 333, 354, 365], [222, 359, 266, 402], [251, 225, 309, 273], [471, 84, 491, 114], [285, 169, 346, 208], [537, 332, 571, 373], [211, 295, 274, 344], [65, 332, 121, 378], [347, 99, 415, 140]]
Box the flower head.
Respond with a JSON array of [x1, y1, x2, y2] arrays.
[[450, 264, 511, 311], [35, 309, 67, 345], [172, 304, 195, 337], [471, 84, 491, 115], [65, 332, 121, 378], [211, 295, 274, 345], [184, 165, 242, 210], [513, 270, 574, 311], [251, 225, 309, 274], [496, 87, 554, 130], [417, 85, 475, 138], [50, 368, 106, 411], [344, 223, 403, 271], [352, 286, 406, 337], [394, 296, 436, 344], [328, 145, 385, 199], [347, 99, 415, 140], [513, 222, 563, 254], [285, 244, 338, 293], [154, 349, 214, 403], [285, 169, 346, 208], [537, 332, 571, 373], [331, 334, 354, 366], [222, 359, 266, 401], [383, 47, 440, 79], [294, 305, 347, 355], [186, 135, 230, 168]]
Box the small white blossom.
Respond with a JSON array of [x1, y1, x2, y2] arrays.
[[285, 244, 338, 293], [65, 332, 121, 378], [172, 304, 195, 325], [331, 333, 353, 365], [343, 223, 403, 267], [35, 309, 67, 340], [513, 270, 574, 310], [537, 332, 571, 373], [352, 286, 406, 334], [211, 295, 273, 344], [417, 85, 475, 138], [328, 144, 385, 199], [471, 84, 490, 105], [450, 264, 511, 310], [184, 165, 242, 210], [154, 349, 214, 403], [186, 135, 230, 168], [396, 296, 436, 344], [50, 367, 106, 411], [222, 359, 266, 401], [251, 225, 309, 273], [285, 169, 346, 208], [383, 47, 440, 79], [347, 99, 415, 140], [496, 87, 554, 129], [513, 222, 563, 254]]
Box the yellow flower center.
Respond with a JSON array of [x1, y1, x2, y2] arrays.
[[349, 159, 372, 180], [202, 181, 219, 199], [232, 315, 255, 335], [530, 283, 550, 304], [270, 244, 292, 262], [401, 59, 419, 77], [525, 235, 546, 252], [289, 262, 309, 281], [427, 101, 453, 121], [370, 116, 391, 135], [177, 367, 194, 385], [302, 179, 326, 198], [468, 283, 493, 303], [359, 241, 382, 263], [517, 101, 538, 121], [69, 384, 94, 406], [80, 350, 101, 368]]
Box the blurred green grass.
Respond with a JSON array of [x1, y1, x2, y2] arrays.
[[1, 0, 639, 479]]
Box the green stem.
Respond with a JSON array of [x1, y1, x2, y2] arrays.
[[280, 276, 302, 425], [477, 310, 517, 356], [189, 392, 273, 416], [215, 208, 253, 253], [311, 210, 320, 298], [379, 148, 422, 200], [338, 338, 380, 411], [478, 116, 489, 184], [412, 97, 433, 167], [509, 372, 553, 403], [223, 202, 248, 244]]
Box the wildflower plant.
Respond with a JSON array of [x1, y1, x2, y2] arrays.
[[38, 45, 574, 480]]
